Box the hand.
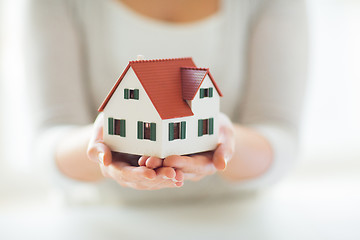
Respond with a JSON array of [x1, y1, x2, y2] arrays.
[[87, 113, 184, 190], [139, 113, 235, 181]]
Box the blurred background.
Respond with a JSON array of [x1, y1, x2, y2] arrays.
[[1, 0, 359, 239]]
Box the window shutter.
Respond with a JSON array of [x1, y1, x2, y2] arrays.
[[181, 121, 186, 139], [108, 118, 114, 135], [209, 118, 214, 135], [169, 123, 174, 141], [137, 121, 143, 139], [200, 89, 205, 98], [209, 88, 213, 97], [124, 88, 129, 99], [150, 123, 156, 141], [120, 119, 126, 137], [134, 89, 139, 100], [198, 119, 203, 136]]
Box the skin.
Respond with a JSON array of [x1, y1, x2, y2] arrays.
[[55, 0, 274, 190]]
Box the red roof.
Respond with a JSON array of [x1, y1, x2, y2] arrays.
[[98, 57, 222, 120], [181, 67, 222, 100]]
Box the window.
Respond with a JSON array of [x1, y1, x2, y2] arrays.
[[124, 88, 139, 100], [169, 121, 186, 141], [137, 121, 156, 141], [202, 119, 209, 135], [108, 117, 126, 137], [200, 87, 213, 98], [144, 122, 151, 140], [198, 118, 214, 136]]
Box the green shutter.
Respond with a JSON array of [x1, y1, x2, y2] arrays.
[[108, 118, 114, 135], [209, 118, 214, 135], [137, 121, 143, 139], [181, 121, 186, 139], [200, 89, 205, 98], [209, 88, 213, 97], [150, 123, 156, 141], [169, 123, 174, 141], [198, 119, 203, 136], [120, 119, 126, 137], [134, 89, 139, 100], [124, 88, 129, 99]]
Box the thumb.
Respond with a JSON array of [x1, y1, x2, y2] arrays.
[[87, 142, 113, 166], [87, 113, 112, 166], [213, 143, 232, 170]]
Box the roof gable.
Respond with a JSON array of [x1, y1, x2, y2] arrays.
[[130, 58, 195, 119], [98, 57, 222, 120], [181, 67, 223, 100]]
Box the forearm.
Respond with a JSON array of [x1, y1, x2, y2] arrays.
[[219, 124, 273, 181], [55, 125, 104, 181]]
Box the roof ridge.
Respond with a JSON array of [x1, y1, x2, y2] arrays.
[[129, 57, 193, 64], [181, 67, 209, 71]]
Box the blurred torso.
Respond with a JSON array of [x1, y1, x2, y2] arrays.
[[118, 0, 220, 23]]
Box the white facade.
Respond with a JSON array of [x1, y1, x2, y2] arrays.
[[103, 69, 220, 158], [161, 75, 220, 157], [103, 68, 163, 157]]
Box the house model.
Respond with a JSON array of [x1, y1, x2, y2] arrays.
[[98, 57, 223, 158]]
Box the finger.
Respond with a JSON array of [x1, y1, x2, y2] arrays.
[[155, 167, 176, 179], [213, 144, 227, 170], [174, 169, 184, 182], [175, 181, 184, 187], [150, 179, 181, 190], [183, 173, 205, 182], [87, 142, 112, 166], [111, 162, 156, 181], [163, 154, 216, 175], [138, 156, 150, 166], [216, 113, 236, 169], [145, 156, 163, 169], [87, 113, 113, 166], [90, 113, 105, 142], [146, 168, 183, 189], [146, 176, 177, 190], [106, 164, 181, 190], [213, 133, 235, 170]]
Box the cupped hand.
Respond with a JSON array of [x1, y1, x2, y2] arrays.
[[87, 113, 184, 190], [140, 113, 235, 181]]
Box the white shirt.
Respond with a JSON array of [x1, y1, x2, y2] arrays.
[[26, 0, 308, 204]]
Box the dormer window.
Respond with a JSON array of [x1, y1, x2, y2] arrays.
[[200, 87, 213, 98], [124, 88, 139, 100]]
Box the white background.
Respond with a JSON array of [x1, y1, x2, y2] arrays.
[[0, 0, 359, 239]]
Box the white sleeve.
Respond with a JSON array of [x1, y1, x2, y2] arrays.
[[236, 0, 309, 188], [25, 0, 93, 180]]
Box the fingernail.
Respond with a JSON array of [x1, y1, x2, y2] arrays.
[[224, 154, 232, 164], [98, 152, 104, 165], [163, 176, 172, 180], [146, 175, 155, 180], [175, 182, 183, 187]]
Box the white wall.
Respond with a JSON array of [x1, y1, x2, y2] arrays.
[[161, 75, 220, 157], [104, 67, 163, 157], [300, 0, 360, 165]]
